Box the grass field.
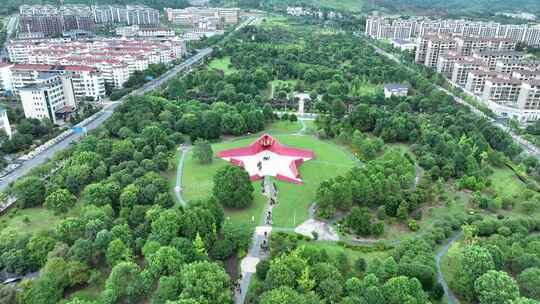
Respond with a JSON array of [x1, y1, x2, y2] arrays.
[[208, 56, 237, 75], [297, 240, 388, 263], [179, 133, 356, 228], [266, 120, 301, 133], [489, 167, 526, 198], [261, 15, 290, 27], [0, 202, 83, 236]]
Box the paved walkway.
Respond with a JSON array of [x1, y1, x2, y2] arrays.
[[174, 145, 190, 207], [436, 231, 463, 304], [235, 177, 275, 304]]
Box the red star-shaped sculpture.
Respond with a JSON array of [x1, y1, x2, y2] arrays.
[[216, 134, 315, 184]]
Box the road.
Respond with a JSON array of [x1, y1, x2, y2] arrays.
[[365, 38, 540, 159], [0, 47, 212, 192]]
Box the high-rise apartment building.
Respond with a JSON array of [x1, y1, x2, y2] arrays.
[[366, 16, 540, 46], [19, 5, 96, 37], [164, 7, 240, 27]]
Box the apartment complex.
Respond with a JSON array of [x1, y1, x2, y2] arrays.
[[164, 7, 240, 27], [20, 5, 96, 37], [6, 37, 186, 88], [20, 4, 160, 37], [405, 24, 540, 121], [116, 25, 175, 38], [18, 72, 78, 123], [0, 63, 105, 101], [366, 16, 540, 46]]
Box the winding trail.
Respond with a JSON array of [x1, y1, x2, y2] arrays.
[[236, 177, 275, 304], [174, 145, 190, 207], [177, 118, 459, 303], [435, 231, 463, 304]]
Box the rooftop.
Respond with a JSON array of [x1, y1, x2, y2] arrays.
[[384, 83, 409, 91]]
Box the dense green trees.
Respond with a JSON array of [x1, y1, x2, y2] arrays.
[[474, 270, 520, 304], [44, 189, 77, 214], [11, 176, 46, 208], [193, 139, 213, 164], [213, 165, 254, 208]]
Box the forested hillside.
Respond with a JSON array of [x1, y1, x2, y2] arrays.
[[371, 0, 540, 16]]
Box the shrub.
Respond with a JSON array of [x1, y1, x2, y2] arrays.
[[372, 222, 385, 237], [408, 220, 420, 232]]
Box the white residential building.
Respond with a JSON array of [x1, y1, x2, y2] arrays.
[[0, 107, 12, 138], [19, 73, 76, 123], [0, 63, 14, 92], [366, 16, 540, 46], [6, 37, 186, 88], [6, 64, 106, 101], [164, 7, 240, 26], [384, 84, 409, 98]]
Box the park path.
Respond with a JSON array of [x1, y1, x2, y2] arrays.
[[436, 231, 462, 304], [235, 177, 276, 304], [174, 145, 190, 207]]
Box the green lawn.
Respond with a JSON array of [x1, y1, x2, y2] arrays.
[[208, 56, 236, 75], [179, 133, 356, 229], [0, 201, 84, 236], [266, 120, 301, 133], [181, 138, 269, 228], [261, 15, 290, 27], [297, 240, 388, 263], [269, 135, 356, 227], [350, 83, 383, 97], [310, 0, 366, 12], [489, 167, 526, 197]]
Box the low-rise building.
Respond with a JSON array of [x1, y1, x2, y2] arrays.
[[391, 38, 416, 51], [116, 25, 175, 38], [384, 83, 409, 98]]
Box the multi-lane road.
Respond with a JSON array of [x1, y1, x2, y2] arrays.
[[364, 37, 540, 159], [0, 47, 213, 191]]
